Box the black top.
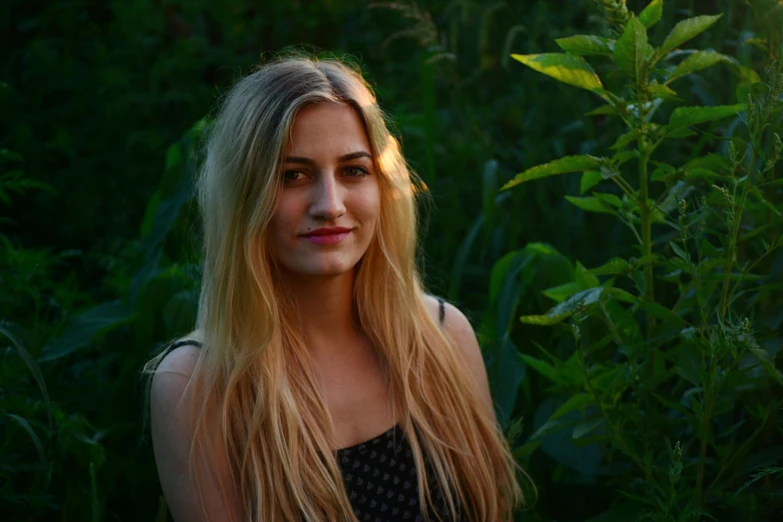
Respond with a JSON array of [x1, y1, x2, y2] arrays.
[[161, 298, 461, 521]]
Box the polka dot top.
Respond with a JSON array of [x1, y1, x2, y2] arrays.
[[335, 422, 462, 522], [160, 299, 461, 521]]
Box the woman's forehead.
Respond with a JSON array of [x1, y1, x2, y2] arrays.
[[286, 103, 372, 158]]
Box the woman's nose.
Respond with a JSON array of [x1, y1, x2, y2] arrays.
[[309, 172, 346, 221]]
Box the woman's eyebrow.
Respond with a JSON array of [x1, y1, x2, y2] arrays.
[[285, 151, 372, 164]]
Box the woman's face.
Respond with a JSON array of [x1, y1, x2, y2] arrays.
[[267, 102, 381, 278]]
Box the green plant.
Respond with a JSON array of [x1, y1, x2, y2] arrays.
[[498, 0, 783, 520]]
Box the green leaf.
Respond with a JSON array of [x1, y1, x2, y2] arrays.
[[501, 155, 605, 191], [164, 143, 182, 172], [639, 0, 663, 29], [648, 83, 680, 100], [449, 213, 483, 300], [670, 240, 690, 262], [140, 189, 162, 238], [551, 394, 594, 421], [666, 50, 726, 84], [519, 354, 563, 385], [495, 336, 527, 427], [660, 15, 723, 56], [520, 287, 604, 325], [610, 129, 642, 150], [749, 348, 783, 384], [39, 300, 132, 362], [6, 413, 46, 467], [0, 148, 23, 163], [482, 159, 499, 241], [555, 35, 614, 56], [542, 282, 584, 303], [580, 170, 602, 194], [564, 195, 616, 214], [606, 287, 688, 326], [612, 150, 638, 165], [511, 53, 606, 97], [592, 192, 624, 209], [665, 104, 744, 134], [573, 416, 604, 439], [586, 104, 621, 116], [0, 325, 52, 427], [587, 257, 632, 275], [613, 17, 650, 85]]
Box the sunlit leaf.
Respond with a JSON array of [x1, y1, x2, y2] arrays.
[[511, 53, 607, 97], [501, 155, 605, 191], [520, 287, 605, 325], [639, 0, 663, 29], [648, 83, 680, 100]]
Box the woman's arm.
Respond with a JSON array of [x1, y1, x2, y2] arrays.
[[425, 296, 515, 522], [150, 345, 243, 522]]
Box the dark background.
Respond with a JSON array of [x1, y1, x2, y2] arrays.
[[2, 1, 780, 521]]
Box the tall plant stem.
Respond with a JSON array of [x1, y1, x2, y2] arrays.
[[720, 144, 758, 319], [695, 367, 716, 506], [638, 146, 656, 362], [575, 330, 650, 480], [638, 142, 658, 445]]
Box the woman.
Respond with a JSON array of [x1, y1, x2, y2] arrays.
[[146, 55, 528, 522]]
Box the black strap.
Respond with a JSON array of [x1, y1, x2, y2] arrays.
[[162, 339, 202, 357], [437, 297, 445, 325]]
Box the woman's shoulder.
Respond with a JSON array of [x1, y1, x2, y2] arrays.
[[422, 295, 493, 412], [422, 294, 473, 335], [157, 330, 204, 371]]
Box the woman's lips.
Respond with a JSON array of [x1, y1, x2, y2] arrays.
[[303, 231, 351, 245]]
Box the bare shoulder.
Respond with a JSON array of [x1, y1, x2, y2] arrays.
[[422, 295, 478, 346], [150, 338, 241, 522], [422, 295, 493, 413]]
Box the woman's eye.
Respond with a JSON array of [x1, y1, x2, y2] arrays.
[[345, 166, 369, 177], [283, 170, 305, 182]]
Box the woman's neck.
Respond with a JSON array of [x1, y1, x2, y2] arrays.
[[280, 269, 366, 358]]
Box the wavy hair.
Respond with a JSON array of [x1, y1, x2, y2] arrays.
[[145, 55, 528, 521]]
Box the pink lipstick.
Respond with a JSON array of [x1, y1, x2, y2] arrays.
[[302, 227, 352, 245]]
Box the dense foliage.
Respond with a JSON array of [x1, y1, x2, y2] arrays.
[[2, 1, 781, 520]]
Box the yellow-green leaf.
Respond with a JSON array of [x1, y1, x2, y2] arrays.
[[639, 0, 663, 28], [648, 83, 680, 100], [501, 155, 605, 191], [511, 53, 606, 97]]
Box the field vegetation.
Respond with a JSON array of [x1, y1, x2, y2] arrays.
[[2, 0, 782, 520]]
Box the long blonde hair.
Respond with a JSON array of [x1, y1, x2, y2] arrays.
[[146, 55, 527, 521]]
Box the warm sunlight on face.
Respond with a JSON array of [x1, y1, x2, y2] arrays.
[[267, 102, 381, 278]]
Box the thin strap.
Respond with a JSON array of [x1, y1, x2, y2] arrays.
[[437, 298, 445, 325], [162, 339, 202, 357]]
